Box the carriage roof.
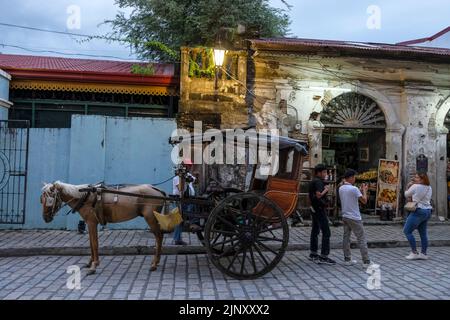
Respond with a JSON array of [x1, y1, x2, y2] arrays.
[[169, 130, 308, 156]]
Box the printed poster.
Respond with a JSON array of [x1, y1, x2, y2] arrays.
[[375, 159, 400, 215]]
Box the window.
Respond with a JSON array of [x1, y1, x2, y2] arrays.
[[88, 106, 126, 117], [9, 100, 171, 128], [35, 104, 84, 128]]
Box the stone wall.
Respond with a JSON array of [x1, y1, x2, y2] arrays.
[[179, 46, 450, 218], [179, 47, 249, 130]]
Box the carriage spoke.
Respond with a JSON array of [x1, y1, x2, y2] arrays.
[[226, 247, 242, 271], [211, 232, 222, 245], [257, 235, 284, 242], [211, 228, 238, 236], [256, 240, 279, 255], [240, 248, 247, 275], [212, 236, 239, 248], [258, 224, 283, 234], [216, 215, 240, 231], [220, 236, 227, 252], [249, 246, 258, 273], [252, 242, 269, 267], [217, 238, 241, 258], [217, 245, 236, 259]]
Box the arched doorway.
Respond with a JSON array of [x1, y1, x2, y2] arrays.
[[321, 92, 387, 182], [443, 111, 450, 216]]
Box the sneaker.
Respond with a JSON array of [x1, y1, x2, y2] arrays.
[[318, 256, 336, 265], [363, 260, 379, 268], [173, 240, 187, 246], [189, 224, 202, 232], [344, 258, 357, 266], [418, 253, 429, 260], [308, 253, 319, 262], [405, 252, 420, 260]]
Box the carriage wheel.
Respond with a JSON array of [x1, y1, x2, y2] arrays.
[[204, 192, 289, 280], [196, 188, 242, 244]]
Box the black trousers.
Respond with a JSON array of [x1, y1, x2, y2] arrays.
[[310, 206, 331, 256]]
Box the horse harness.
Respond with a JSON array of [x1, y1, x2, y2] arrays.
[[66, 185, 107, 226]]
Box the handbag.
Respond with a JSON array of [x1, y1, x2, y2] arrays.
[[154, 207, 183, 232], [404, 201, 418, 212], [404, 187, 429, 212]]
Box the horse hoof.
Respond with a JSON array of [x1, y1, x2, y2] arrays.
[[82, 264, 91, 269], [150, 266, 157, 272]]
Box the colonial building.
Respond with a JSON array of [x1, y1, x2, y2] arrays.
[[0, 54, 179, 127], [0, 68, 12, 120], [179, 38, 450, 219], [0, 54, 179, 229]]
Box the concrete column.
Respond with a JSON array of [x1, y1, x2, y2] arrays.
[[306, 119, 325, 167], [402, 84, 441, 216], [436, 127, 449, 219], [385, 123, 405, 162], [0, 69, 12, 120]]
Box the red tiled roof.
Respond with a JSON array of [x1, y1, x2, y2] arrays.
[[250, 38, 450, 63], [396, 26, 450, 46], [0, 53, 179, 93], [0, 53, 175, 76]]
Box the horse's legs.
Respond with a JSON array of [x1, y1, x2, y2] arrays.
[[86, 219, 100, 275], [143, 209, 163, 271], [84, 224, 94, 268]]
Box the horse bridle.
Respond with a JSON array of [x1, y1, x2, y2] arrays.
[[41, 187, 80, 217]]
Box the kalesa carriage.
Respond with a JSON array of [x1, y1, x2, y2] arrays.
[[41, 130, 308, 280]]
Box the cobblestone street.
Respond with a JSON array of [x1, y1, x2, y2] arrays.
[[1, 224, 450, 255], [1, 247, 450, 300]]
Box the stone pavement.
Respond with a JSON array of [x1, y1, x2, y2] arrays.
[[0, 224, 449, 256], [1, 247, 450, 300]]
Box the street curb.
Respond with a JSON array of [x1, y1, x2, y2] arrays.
[[2, 240, 450, 257]]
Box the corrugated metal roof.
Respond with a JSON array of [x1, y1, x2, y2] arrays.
[[0, 53, 175, 76], [250, 38, 450, 61], [396, 26, 450, 46]]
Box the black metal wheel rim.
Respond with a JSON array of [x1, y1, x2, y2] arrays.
[[204, 192, 289, 280]]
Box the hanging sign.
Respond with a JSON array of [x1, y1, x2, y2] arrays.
[[375, 159, 400, 216], [416, 154, 428, 173]]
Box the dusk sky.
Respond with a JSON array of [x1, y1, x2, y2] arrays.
[[0, 0, 448, 61]]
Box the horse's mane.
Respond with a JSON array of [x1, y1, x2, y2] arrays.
[[43, 181, 89, 198]]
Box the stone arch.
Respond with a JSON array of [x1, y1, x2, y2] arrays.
[[354, 85, 400, 129], [321, 92, 386, 128], [430, 93, 450, 219], [433, 93, 450, 131], [319, 86, 403, 161], [317, 84, 401, 129]]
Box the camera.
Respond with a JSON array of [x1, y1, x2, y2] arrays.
[[174, 164, 194, 182]]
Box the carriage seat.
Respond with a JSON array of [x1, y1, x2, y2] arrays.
[[263, 176, 300, 217]]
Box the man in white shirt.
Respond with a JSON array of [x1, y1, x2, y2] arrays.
[[339, 169, 374, 267], [172, 159, 200, 245]]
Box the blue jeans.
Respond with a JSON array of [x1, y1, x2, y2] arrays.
[[310, 206, 331, 257], [403, 208, 431, 254], [173, 224, 182, 242], [172, 203, 197, 241]]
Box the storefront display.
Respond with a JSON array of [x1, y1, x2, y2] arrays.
[[375, 159, 400, 216], [355, 169, 378, 213]]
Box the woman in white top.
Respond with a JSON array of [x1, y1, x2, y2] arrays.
[[403, 172, 433, 260]]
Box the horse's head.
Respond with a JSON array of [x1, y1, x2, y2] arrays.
[[41, 181, 64, 223]]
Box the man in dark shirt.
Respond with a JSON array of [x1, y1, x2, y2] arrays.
[[308, 164, 336, 265]]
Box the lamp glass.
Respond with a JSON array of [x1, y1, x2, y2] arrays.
[[213, 49, 225, 67]]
